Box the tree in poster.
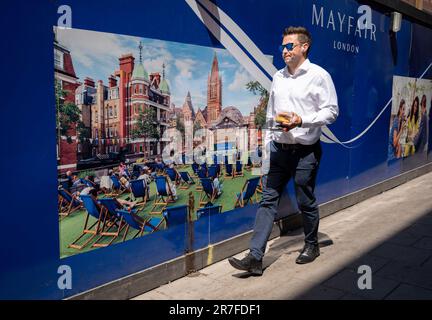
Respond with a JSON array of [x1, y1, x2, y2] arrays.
[[55, 81, 87, 144], [131, 107, 160, 153], [246, 81, 268, 128]]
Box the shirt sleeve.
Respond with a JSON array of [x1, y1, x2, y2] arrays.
[[301, 72, 339, 128]]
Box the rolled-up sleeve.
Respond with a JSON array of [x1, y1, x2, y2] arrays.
[[301, 72, 339, 128]]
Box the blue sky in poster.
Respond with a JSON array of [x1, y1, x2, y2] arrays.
[[55, 27, 264, 116]]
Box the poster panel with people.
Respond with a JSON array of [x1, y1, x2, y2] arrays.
[[388, 76, 432, 160]]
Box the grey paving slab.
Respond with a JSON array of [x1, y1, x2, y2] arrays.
[[339, 293, 370, 300], [322, 268, 399, 300], [375, 261, 414, 283], [386, 227, 425, 246], [413, 236, 432, 250], [256, 277, 324, 300], [295, 285, 346, 300], [415, 214, 432, 226], [406, 223, 432, 238], [376, 261, 432, 290], [422, 256, 432, 268], [346, 254, 390, 273], [385, 284, 432, 300], [369, 243, 432, 266]]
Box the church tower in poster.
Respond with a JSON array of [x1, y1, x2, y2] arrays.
[[207, 53, 222, 123]]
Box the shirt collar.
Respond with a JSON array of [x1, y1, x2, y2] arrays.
[[285, 58, 311, 77]]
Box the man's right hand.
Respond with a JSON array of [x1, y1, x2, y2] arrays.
[[276, 112, 302, 131]]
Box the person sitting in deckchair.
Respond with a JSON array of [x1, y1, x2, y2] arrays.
[[168, 179, 178, 201], [138, 168, 152, 185], [212, 176, 223, 197]]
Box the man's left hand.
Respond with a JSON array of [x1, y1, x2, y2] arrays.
[[281, 112, 302, 132]]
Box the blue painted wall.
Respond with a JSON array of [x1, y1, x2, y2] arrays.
[[0, 0, 431, 299]]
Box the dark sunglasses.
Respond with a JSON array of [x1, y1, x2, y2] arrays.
[[279, 43, 301, 52]]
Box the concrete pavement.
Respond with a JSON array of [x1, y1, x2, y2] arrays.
[[132, 171, 432, 300]]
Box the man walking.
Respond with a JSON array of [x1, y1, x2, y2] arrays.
[[229, 26, 339, 275]]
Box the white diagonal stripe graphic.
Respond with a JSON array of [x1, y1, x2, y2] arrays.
[[185, 0, 272, 90], [196, 0, 278, 81]]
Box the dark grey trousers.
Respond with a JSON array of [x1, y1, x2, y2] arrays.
[[250, 140, 322, 260]]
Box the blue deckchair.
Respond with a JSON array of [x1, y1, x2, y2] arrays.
[[110, 175, 127, 195], [199, 178, 218, 208], [132, 165, 142, 179], [163, 205, 189, 228], [208, 165, 219, 179], [156, 162, 165, 173], [179, 171, 195, 190], [234, 176, 261, 208], [124, 168, 132, 179], [130, 179, 149, 207], [200, 163, 208, 173], [80, 178, 96, 188], [58, 188, 82, 218], [224, 163, 233, 178], [92, 197, 129, 247], [166, 167, 180, 184], [256, 176, 264, 194], [245, 156, 253, 170], [197, 167, 207, 179], [191, 162, 199, 176], [116, 209, 165, 241], [151, 176, 175, 214], [234, 160, 244, 177], [196, 204, 222, 219], [68, 194, 105, 249], [195, 167, 207, 191]]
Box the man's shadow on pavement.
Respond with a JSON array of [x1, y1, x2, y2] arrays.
[[232, 229, 334, 278]]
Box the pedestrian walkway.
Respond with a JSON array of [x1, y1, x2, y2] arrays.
[[132, 171, 432, 300]]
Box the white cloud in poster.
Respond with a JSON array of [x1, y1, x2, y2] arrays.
[[175, 59, 196, 79], [228, 67, 253, 91], [55, 29, 138, 84]]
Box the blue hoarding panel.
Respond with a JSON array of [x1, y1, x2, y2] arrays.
[[0, 0, 431, 299]]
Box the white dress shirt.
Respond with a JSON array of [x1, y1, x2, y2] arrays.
[[265, 58, 339, 145], [261, 59, 339, 174]]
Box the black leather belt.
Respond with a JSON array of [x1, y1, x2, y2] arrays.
[[273, 141, 313, 150]]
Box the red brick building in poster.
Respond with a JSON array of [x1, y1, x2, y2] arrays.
[[75, 42, 170, 160], [54, 35, 79, 173]]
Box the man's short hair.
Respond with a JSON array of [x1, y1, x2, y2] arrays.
[[283, 26, 312, 56]]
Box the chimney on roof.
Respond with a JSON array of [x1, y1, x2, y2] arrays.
[[84, 77, 95, 88], [108, 75, 117, 88], [119, 53, 135, 76]]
